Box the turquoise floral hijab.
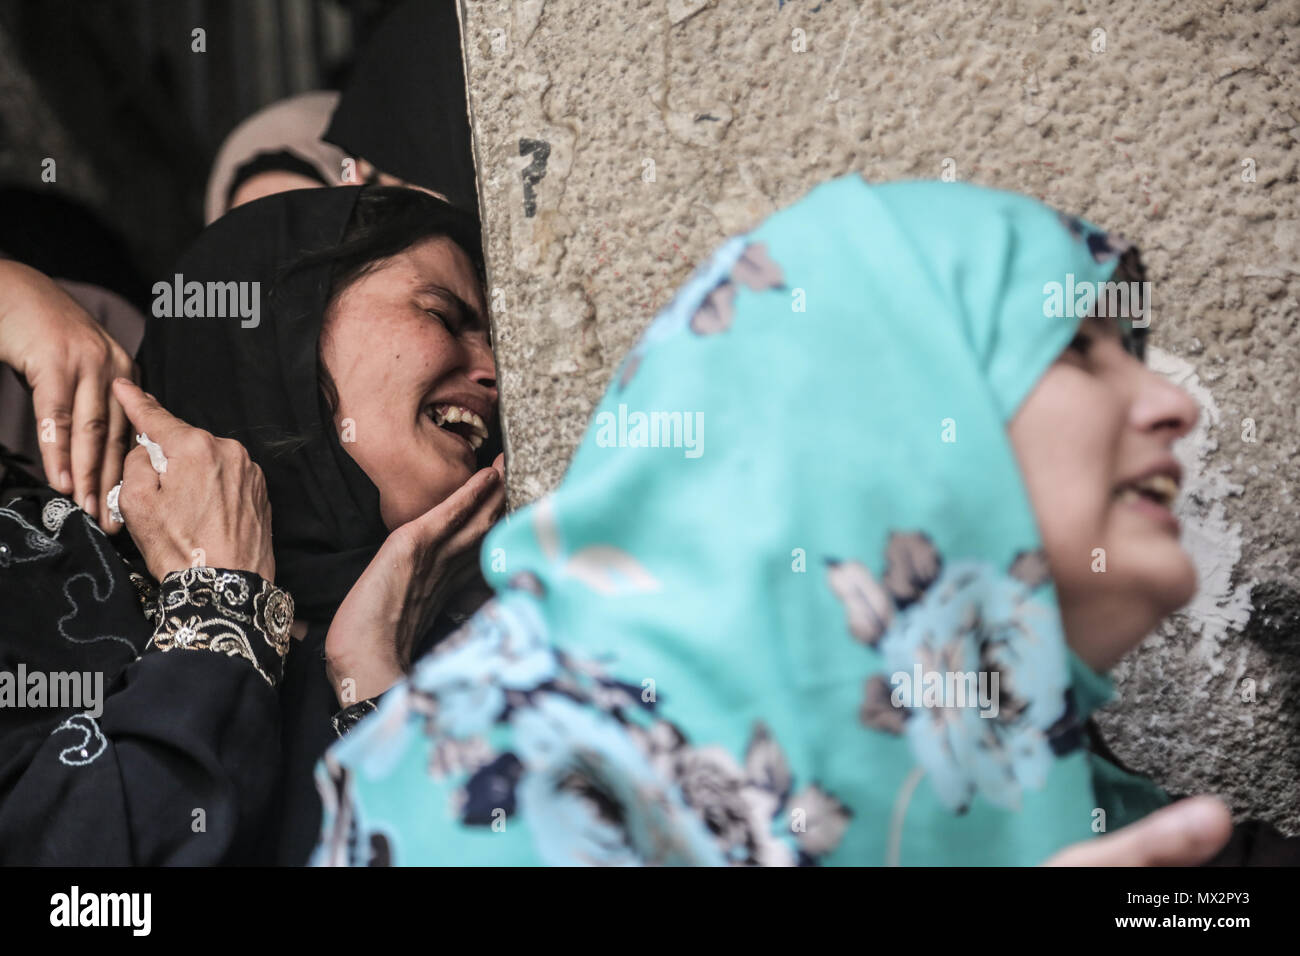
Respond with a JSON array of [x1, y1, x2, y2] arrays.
[[314, 176, 1166, 866]]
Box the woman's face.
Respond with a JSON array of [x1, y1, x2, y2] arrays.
[[1009, 316, 1200, 672], [321, 235, 496, 529]]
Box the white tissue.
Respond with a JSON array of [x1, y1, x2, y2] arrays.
[[136, 432, 168, 474]]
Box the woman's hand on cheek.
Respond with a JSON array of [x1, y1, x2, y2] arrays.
[[1042, 796, 1232, 866], [325, 456, 506, 707], [112, 379, 276, 582]]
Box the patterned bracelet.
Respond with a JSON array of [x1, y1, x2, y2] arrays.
[[331, 698, 379, 737]]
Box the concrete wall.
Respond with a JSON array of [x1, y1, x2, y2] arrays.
[[459, 0, 1300, 831]]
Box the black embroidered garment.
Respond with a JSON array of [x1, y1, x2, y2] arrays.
[[0, 454, 293, 864], [135, 567, 293, 687]]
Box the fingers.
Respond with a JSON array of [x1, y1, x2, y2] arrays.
[[30, 371, 74, 496], [120, 445, 161, 494], [115, 445, 162, 527], [1044, 796, 1233, 867], [445, 468, 506, 552], [70, 371, 111, 523], [407, 466, 502, 545], [1124, 797, 1233, 866], [110, 378, 187, 446], [98, 383, 132, 533]]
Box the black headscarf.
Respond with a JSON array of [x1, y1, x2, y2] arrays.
[[138, 186, 389, 625], [141, 184, 493, 862], [324, 0, 479, 213]]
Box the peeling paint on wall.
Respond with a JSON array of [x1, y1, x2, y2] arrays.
[[1149, 346, 1254, 671]]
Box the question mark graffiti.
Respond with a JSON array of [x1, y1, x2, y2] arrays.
[[519, 138, 550, 218]]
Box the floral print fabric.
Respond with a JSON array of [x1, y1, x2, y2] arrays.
[[318, 590, 851, 866], [314, 176, 1150, 865]]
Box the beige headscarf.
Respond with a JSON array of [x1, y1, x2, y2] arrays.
[[204, 91, 349, 225]]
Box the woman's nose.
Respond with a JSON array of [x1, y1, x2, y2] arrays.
[[464, 340, 497, 398], [1134, 367, 1199, 442]]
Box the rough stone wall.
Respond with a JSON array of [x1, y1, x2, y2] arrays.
[[458, 0, 1299, 831]]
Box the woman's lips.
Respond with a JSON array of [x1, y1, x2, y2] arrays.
[[1115, 488, 1181, 533], [432, 420, 478, 470]]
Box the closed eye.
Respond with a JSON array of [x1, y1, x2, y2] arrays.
[[418, 283, 486, 338], [1067, 331, 1092, 355], [425, 308, 457, 333]]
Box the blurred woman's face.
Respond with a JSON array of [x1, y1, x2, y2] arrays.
[[320, 235, 496, 529], [1009, 315, 1200, 672]]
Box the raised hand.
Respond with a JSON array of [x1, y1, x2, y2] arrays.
[[111, 379, 275, 582], [325, 455, 506, 705], [1043, 796, 1232, 866]]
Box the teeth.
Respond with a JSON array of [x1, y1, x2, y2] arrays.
[[431, 404, 490, 445], [1118, 473, 1179, 507], [1147, 474, 1179, 500]]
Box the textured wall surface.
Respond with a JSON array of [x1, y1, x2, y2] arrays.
[[459, 0, 1299, 830]]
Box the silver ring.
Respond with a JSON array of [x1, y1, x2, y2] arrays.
[[106, 481, 124, 525]]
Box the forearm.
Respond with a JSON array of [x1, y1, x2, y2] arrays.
[[326, 647, 404, 710], [0, 566, 293, 864], [0, 260, 54, 366]]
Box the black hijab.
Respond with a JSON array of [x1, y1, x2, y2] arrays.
[[138, 186, 389, 625], [141, 184, 494, 862], [324, 0, 479, 213]]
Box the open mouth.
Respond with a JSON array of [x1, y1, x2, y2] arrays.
[[1113, 466, 1182, 533], [1114, 472, 1179, 509], [425, 403, 490, 450]]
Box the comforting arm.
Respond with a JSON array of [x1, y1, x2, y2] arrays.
[[0, 566, 292, 864]]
